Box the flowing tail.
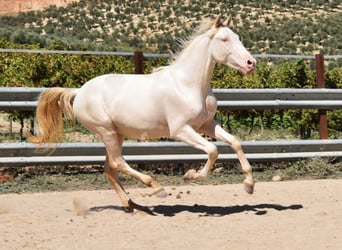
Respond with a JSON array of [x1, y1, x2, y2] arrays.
[[28, 87, 76, 145]]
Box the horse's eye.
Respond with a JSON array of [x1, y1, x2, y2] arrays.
[[221, 38, 229, 42]]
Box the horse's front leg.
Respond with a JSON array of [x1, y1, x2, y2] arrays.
[[200, 122, 255, 194], [172, 125, 219, 180]]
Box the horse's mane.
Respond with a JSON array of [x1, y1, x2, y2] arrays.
[[178, 18, 214, 49], [153, 18, 214, 72]]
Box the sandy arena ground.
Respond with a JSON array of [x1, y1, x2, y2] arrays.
[[0, 179, 341, 250]]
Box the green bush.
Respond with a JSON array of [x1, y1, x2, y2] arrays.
[[0, 40, 341, 139]]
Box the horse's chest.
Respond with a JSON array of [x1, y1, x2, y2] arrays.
[[191, 93, 217, 117], [184, 100, 216, 127]]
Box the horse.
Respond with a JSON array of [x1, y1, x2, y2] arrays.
[[28, 15, 256, 212]]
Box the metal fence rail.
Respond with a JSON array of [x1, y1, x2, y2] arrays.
[[1, 48, 342, 60], [215, 88, 342, 110], [0, 87, 341, 166], [0, 140, 341, 166], [1, 87, 342, 110]]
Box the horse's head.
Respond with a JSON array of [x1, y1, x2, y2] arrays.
[[208, 16, 256, 75]]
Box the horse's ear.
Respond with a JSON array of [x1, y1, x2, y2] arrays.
[[214, 15, 223, 28], [223, 16, 232, 27]]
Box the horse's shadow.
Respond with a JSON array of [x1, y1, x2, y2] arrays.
[[90, 202, 303, 217], [153, 203, 303, 217]]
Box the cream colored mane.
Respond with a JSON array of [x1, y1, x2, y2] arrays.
[[180, 18, 215, 49], [153, 18, 215, 72]]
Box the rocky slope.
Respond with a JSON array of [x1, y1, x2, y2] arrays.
[[0, 0, 78, 16]]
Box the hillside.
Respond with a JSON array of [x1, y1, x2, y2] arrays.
[[0, 0, 341, 55], [0, 0, 76, 16]]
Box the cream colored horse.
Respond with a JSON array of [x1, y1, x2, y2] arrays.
[[29, 16, 256, 211]]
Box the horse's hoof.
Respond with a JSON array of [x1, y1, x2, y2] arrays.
[[244, 179, 255, 194], [123, 205, 134, 213], [183, 169, 197, 180], [127, 199, 155, 215]]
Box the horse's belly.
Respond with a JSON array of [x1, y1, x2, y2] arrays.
[[115, 123, 169, 140], [109, 97, 170, 138]]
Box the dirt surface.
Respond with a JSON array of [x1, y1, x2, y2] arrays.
[[0, 179, 341, 250]]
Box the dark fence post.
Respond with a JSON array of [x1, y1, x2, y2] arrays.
[[134, 51, 144, 143], [315, 53, 328, 139], [134, 51, 144, 74]]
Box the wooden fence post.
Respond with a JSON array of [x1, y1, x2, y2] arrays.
[[315, 52, 328, 139], [134, 51, 144, 74]]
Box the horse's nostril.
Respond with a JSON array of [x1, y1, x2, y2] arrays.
[[247, 59, 255, 68]]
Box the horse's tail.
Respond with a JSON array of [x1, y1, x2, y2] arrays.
[[28, 87, 76, 145]]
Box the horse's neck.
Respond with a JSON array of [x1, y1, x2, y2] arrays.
[[171, 35, 216, 95]]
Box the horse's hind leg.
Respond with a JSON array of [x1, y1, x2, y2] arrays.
[[102, 130, 167, 199], [104, 155, 156, 214], [104, 154, 132, 210], [117, 159, 167, 198]]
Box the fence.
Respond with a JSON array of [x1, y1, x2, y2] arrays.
[[2, 49, 340, 136], [0, 87, 341, 167], [0, 50, 341, 166], [0, 140, 341, 166], [1, 87, 342, 111]]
